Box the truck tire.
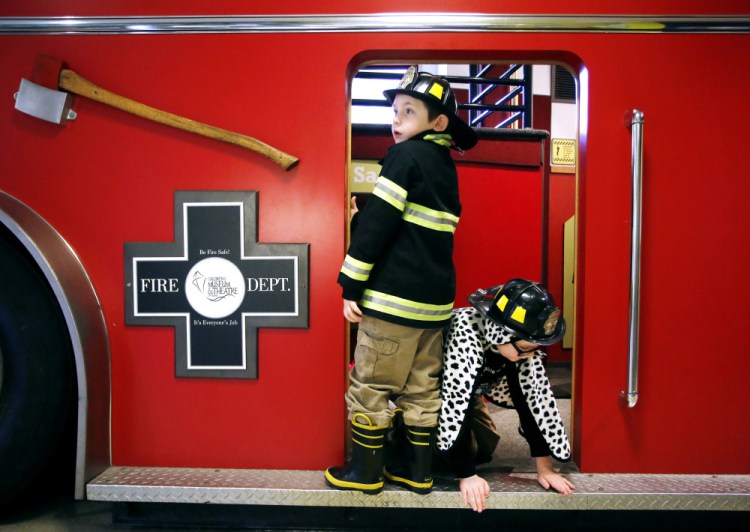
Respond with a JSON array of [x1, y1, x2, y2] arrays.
[[0, 235, 74, 506]]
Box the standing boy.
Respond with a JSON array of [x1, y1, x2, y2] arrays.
[[325, 66, 477, 495]]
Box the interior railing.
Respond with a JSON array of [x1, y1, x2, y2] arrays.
[[352, 64, 533, 129]]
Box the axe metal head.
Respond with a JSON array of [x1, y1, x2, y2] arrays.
[[14, 78, 77, 125]]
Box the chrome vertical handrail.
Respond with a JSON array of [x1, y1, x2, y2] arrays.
[[623, 109, 644, 408]]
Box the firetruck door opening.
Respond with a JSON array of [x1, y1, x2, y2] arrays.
[[347, 61, 580, 471]]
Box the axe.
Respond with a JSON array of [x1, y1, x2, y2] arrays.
[[14, 55, 299, 170]]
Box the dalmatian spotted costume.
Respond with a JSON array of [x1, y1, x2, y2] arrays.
[[437, 306, 570, 472]]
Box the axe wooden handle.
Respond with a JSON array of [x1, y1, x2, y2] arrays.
[[58, 69, 298, 170]]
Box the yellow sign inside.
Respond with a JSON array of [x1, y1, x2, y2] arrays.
[[349, 160, 382, 194], [552, 138, 576, 165]]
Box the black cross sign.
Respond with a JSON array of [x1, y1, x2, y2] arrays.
[[125, 191, 309, 379]]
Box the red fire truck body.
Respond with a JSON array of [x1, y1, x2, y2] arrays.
[[1, 0, 749, 512]]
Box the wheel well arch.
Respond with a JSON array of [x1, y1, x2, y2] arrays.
[[0, 190, 110, 500]]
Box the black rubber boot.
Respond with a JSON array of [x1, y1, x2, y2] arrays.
[[384, 408, 406, 468], [383, 424, 436, 494], [325, 413, 388, 495]]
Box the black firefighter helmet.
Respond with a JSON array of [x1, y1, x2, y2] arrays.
[[383, 66, 478, 151], [467, 278, 566, 346]]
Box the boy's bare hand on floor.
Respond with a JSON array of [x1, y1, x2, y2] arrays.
[[536, 456, 575, 496], [459, 475, 490, 513]]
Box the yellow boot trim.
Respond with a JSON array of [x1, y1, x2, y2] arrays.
[[383, 467, 433, 490], [351, 413, 387, 449], [406, 425, 435, 445], [352, 429, 384, 449], [351, 413, 388, 430], [324, 468, 384, 493]]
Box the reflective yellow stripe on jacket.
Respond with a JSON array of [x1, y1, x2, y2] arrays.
[[373, 176, 459, 233], [372, 176, 407, 212], [361, 289, 454, 322], [340, 255, 374, 282], [403, 202, 459, 233]]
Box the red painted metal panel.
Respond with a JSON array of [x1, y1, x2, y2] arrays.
[[574, 34, 750, 473], [1, 8, 750, 475], [1, 33, 352, 470], [454, 163, 543, 301]]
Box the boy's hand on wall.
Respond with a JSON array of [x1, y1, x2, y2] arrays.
[[343, 299, 363, 323]]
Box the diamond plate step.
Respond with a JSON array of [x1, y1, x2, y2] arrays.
[[87, 466, 750, 511]]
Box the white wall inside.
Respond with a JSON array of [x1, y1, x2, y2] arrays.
[[551, 102, 578, 140], [534, 65, 577, 140], [532, 65, 551, 96]]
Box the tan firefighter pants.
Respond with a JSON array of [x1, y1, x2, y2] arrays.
[[346, 315, 443, 428]]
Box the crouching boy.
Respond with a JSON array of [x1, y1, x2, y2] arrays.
[[437, 279, 575, 512]]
